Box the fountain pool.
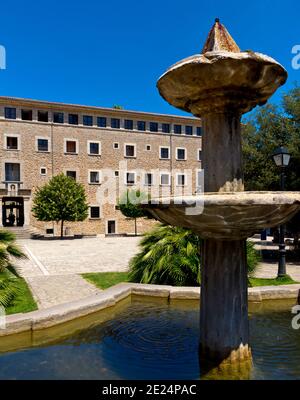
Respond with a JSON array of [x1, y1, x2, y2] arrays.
[[0, 297, 299, 380]]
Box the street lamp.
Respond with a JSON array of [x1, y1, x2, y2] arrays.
[[272, 146, 291, 277]]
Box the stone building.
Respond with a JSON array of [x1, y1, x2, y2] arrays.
[[0, 96, 202, 236]]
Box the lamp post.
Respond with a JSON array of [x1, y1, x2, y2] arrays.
[[272, 146, 291, 277]]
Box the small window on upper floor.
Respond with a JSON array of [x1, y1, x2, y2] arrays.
[[146, 145, 151, 151], [66, 170, 77, 180], [150, 122, 158, 132], [176, 148, 186, 160], [137, 121, 146, 131], [38, 111, 48, 122], [185, 125, 193, 135], [160, 147, 170, 159], [88, 141, 101, 155], [83, 115, 93, 126], [97, 117, 107, 128], [198, 149, 202, 161], [126, 172, 136, 186], [162, 123, 170, 133], [89, 170, 101, 184], [6, 136, 18, 150], [65, 140, 77, 154], [125, 144, 136, 158], [196, 127, 202, 136], [37, 138, 49, 152], [111, 118, 120, 129], [124, 119, 133, 130], [53, 112, 64, 124], [21, 109, 32, 121], [174, 124, 182, 134], [40, 167, 47, 176], [68, 114, 78, 125], [113, 142, 119, 149], [5, 107, 16, 119]]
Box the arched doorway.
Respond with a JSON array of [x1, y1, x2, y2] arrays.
[[2, 197, 24, 227]]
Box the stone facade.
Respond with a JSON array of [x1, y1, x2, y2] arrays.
[[0, 97, 202, 235]]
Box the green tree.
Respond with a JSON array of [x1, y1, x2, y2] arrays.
[[118, 189, 149, 236], [242, 85, 300, 248], [32, 174, 89, 238], [129, 225, 260, 286]]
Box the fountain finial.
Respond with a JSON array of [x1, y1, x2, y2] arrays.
[[201, 19, 240, 53]]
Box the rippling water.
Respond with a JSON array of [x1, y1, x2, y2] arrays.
[[0, 299, 299, 379]]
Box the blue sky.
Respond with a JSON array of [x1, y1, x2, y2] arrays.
[[0, 0, 299, 117]]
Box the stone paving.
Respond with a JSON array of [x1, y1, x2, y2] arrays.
[[12, 235, 300, 310]]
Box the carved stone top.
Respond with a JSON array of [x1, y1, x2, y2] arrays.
[[201, 18, 240, 53], [157, 20, 287, 116]]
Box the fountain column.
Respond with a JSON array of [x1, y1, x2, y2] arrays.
[[200, 111, 250, 362]]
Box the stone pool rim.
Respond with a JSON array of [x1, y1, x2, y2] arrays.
[[1, 282, 300, 337]]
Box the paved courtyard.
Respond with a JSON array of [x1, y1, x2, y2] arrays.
[[12, 236, 300, 310]]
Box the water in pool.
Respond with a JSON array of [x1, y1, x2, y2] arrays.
[[0, 297, 299, 380]]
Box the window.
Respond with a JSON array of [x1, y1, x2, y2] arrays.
[[68, 114, 78, 125], [83, 115, 93, 126], [65, 140, 77, 154], [90, 206, 100, 219], [162, 123, 170, 133], [198, 149, 202, 161], [137, 121, 146, 131], [107, 220, 116, 234], [160, 146, 170, 159], [160, 173, 170, 186], [174, 124, 182, 134], [176, 173, 186, 186], [113, 142, 119, 149], [111, 118, 120, 129], [6, 136, 18, 150], [21, 109, 32, 121], [66, 170, 76, 180], [146, 145, 151, 151], [144, 173, 153, 186], [124, 119, 133, 130], [185, 125, 193, 135], [4, 107, 16, 119], [196, 127, 202, 136], [38, 111, 48, 122], [53, 112, 64, 124], [40, 167, 47, 176], [150, 122, 158, 132], [126, 172, 136, 185], [37, 138, 49, 152], [125, 144, 136, 158], [97, 117, 107, 127], [5, 163, 20, 182], [115, 170, 119, 177], [88, 141, 101, 155], [89, 170, 101, 184], [176, 148, 186, 160]]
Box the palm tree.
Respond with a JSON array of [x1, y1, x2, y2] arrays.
[[129, 224, 261, 286], [129, 225, 201, 286], [0, 230, 26, 308]]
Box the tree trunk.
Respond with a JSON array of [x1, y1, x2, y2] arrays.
[[134, 218, 137, 236], [60, 220, 64, 239], [200, 239, 251, 363]]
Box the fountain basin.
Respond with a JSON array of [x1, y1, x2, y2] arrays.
[[157, 51, 287, 115], [143, 191, 300, 240]]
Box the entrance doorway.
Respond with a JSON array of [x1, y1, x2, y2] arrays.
[[2, 197, 24, 227], [107, 220, 116, 234]]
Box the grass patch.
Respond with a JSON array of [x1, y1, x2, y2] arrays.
[[0, 271, 38, 315], [82, 272, 129, 290], [249, 275, 299, 287]]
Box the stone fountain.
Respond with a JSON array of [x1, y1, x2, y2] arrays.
[[143, 19, 300, 367]]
